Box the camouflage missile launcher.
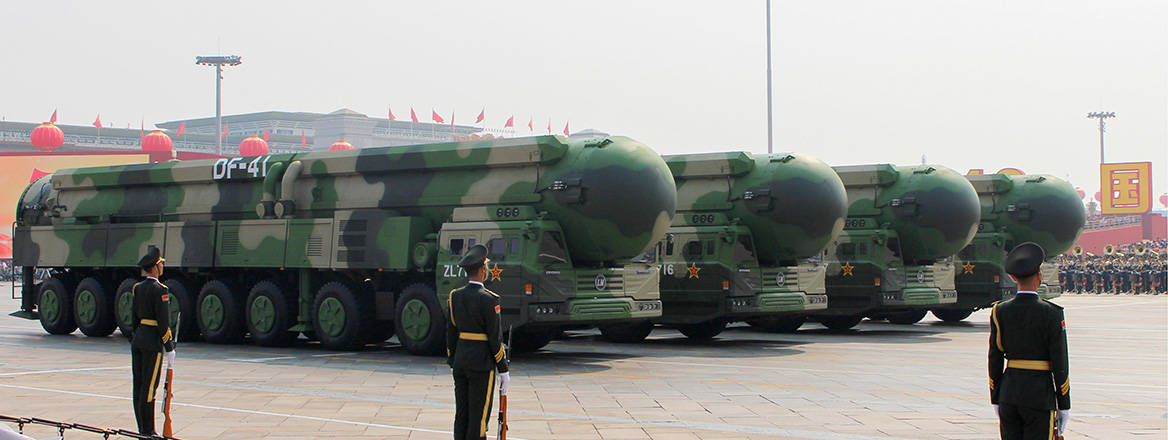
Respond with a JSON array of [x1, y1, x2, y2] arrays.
[[599, 152, 847, 342], [12, 135, 676, 353], [932, 174, 1085, 322], [814, 164, 980, 329]]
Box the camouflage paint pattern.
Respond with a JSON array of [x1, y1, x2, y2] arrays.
[[947, 174, 1085, 310], [654, 152, 846, 324]]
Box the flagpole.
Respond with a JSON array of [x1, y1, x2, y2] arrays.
[[765, 0, 774, 154]]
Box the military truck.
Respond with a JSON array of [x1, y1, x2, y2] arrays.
[[931, 174, 1084, 322], [598, 152, 848, 341], [813, 164, 980, 329], [11, 135, 676, 353]]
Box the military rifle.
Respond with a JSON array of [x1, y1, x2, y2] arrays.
[[498, 325, 512, 440]]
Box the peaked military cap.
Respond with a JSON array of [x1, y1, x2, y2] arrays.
[[1005, 241, 1044, 277], [458, 244, 490, 269], [137, 245, 165, 269]]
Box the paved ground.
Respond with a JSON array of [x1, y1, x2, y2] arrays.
[[0, 287, 1164, 440]]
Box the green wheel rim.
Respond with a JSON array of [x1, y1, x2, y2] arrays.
[[117, 291, 134, 328], [250, 295, 276, 333], [200, 294, 225, 331], [401, 299, 431, 342], [76, 290, 97, 324], [41, 289, 60, 322], [317, 297, 346, 338]]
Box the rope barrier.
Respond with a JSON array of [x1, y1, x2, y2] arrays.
[[0, 415, 181, 440]]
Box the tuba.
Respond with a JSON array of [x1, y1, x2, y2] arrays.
[[1135, 245, 1146, 256], [1104, 244, 1116, 255], [1073, 246, 1084, 257]]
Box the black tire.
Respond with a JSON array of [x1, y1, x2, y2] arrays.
[[313, 281, 374, 351], [246, 280, 298, 347], [162, 277, 200, 342], [197, 279, 247, 344], [393, 283, 445, 355], [510, 326, 556, 352], [114, 278, 138, 337], [932, 308, 974, 322], [38, 276, 77, 335], [363, 320, 396, 344], [73, 277, 116, 337], [819, 315, 863, 330], [678, 319, 726, 340], [747, 315, 807, 333], [886, 310, 928, 325], [599, 320, 654, 343]]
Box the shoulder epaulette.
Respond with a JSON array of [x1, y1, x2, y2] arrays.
[[1042, 299, 1063, 310], [482, 288, 500, 298]]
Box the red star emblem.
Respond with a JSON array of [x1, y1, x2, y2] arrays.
[[962, 262, 975, 274], [841, 262, 854, 277], [687, 263, 701, 279], [488, 263, 503, 281]]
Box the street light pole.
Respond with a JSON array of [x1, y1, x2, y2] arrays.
[[765, 0, 773, 154], [196, 55, 242, 156], [1086, 111, 1115, 164]]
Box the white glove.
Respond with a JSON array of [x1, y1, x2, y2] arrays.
[[164, 350, 176, 371], [992, 404, 999, 417], [498, 372, 510, 396], [1058, 410, 1069, 433]]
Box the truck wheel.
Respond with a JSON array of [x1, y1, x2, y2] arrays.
[[599, 320, 654, 343], [39, 276, 77, 335], [678, 319, 726, 340], [394, 283, 445, 355], [819, 315, 863, 330], [246, 280, 298, 347], [932, 308, 973, 322], [313, 281, 373, 351], [74, 277, 116, 337], [510, 326, 556, 352], [162, 277, 200, 342], [747, 315, 806, 333], [886, 310, 928, 325], [198, 280, 246, 344], [114, 278, 138, 337]]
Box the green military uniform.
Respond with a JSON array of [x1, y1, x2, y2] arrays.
[[989, 242, 1070, 440], [447, 245, 509, 440], [130, 246, 175, 436]]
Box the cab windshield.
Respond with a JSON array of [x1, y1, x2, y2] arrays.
[[537, 231, 569, 264]]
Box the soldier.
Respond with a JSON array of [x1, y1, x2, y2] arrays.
[[446, 244, 510, 440], [989, 242, 1070, 439], [130, 246, 176, 436]]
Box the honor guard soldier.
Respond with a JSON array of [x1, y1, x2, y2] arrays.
[[989, 242, 1070, 439], [130, 246, 176, 436], [446, 244, 510, 440]]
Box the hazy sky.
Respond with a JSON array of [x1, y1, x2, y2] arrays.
[[2, 0, 1165, 201]]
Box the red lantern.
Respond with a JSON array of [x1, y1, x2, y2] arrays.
[[1075, 187, 1085, 199], [141, 130, 173, 152], [239, 135, 269, 156], [1093, 191, 1102, 202], [328, 139, 354, 151], [30, 122, 64, 152], [1160, 193, 1167, 207]]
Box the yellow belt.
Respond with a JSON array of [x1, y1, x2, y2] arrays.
[[459, 332, 487, 341], [1007, 359, 1051, 371], [139, 319, 158, 326]]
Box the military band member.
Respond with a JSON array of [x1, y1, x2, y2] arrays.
[[989, 242, 1070, 439], [130, 246, 176, 436], [447, 244, 510, 440]]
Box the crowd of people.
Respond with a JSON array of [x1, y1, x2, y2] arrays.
[[1057, 239, 1167, 295]]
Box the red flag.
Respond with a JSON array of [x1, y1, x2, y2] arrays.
[[50, 109, 57, 123], [410, 107, 419, 123], [476, 108, 485, 124], [220, 123, 229, 140], [546, 119, 551, 134], [432, 110, 444, 123], [450, 110, 455, 129], [503, 116, 514, 128], [92, 114, 103, 129], [175, 121, 186, 137], [388, 107, 397, 121], [301, 131, 307, 148], [263, 128, 270, 142], [140, 119, 145, 139], [563, 121, 570, 136], [29, 168, 51, 183], [527, 117, 533, 132]]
